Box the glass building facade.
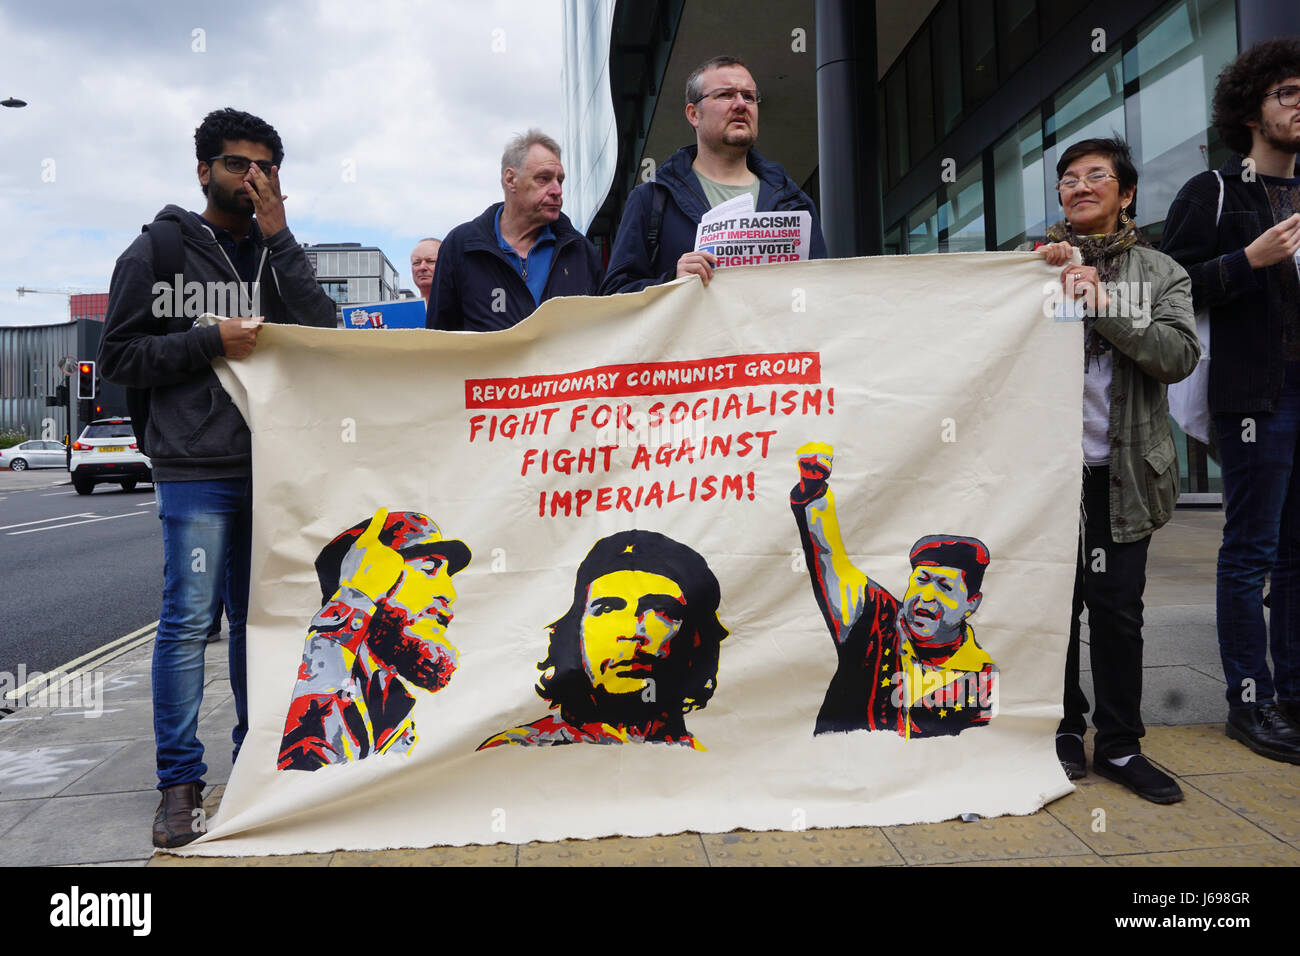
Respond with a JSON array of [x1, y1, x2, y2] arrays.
[[879, 0, 1238, 496], [304, 243, 401, 307]]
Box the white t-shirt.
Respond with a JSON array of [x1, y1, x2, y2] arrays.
[[1082, 351, 1112, 465]]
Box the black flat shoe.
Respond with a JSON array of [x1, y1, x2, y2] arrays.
[[1093, 754, 1183, 804], [1056, 735, 1086, 780]]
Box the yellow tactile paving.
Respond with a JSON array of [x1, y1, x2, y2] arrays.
[[1183, 769, 1300, 843], [701, 827, 903, 866], [937, 853, 1112, 867], [882, 812, 1093, 864], [1047, 775, 1275, 855], [519, 833, 707, 866], [330, 845, 518, 866], [1140, 724, 1284, 776], [149, 851, 335, 866], [1107, 841, 1300, 866]]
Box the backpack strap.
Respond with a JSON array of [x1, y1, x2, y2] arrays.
[[647, 186, 668, 268], [127, 219, 186, 457], [1212, 170, 1224, 226], [145, 219, 185, 282]]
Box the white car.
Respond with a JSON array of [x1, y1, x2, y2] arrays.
[[1, 439, 67, 471], [70, 418, 153, 494]]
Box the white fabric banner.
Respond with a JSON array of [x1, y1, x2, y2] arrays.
[[182, 253, 1080, 856]]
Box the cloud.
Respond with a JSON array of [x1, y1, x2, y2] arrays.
[[0, 0, 564, 324]]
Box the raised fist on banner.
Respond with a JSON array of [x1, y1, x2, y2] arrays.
[[792, 440, 833, 504], [797, 440, 832, 477]]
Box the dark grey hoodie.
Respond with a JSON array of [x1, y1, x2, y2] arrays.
[[98, 205, 336, 481]]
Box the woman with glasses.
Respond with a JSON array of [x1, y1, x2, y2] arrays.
[[1028, 137, 1199, 802]]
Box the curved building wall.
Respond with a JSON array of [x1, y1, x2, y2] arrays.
[[561, 0, 618, 236]]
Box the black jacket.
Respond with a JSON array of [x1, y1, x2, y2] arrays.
[[599, 145, 828, 296], [1161, 157, 1295, 414], [425, 203, 603, 332], [98, 205, 337, 481]]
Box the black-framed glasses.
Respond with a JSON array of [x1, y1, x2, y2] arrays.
[[694, 87, 761, 106], [1264, 86, 1300, 108], [1057, 170, 1117, 191], [208, 154, 275, 175]]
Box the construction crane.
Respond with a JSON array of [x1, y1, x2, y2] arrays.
[[16, 286, 103, 297]]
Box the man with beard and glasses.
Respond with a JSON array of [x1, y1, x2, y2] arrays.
[[790, 443, 998, 739], [278, 509, 472, 770], [1163, 37, 1300, 763], [600, 54, 825, 294], [478, 530, 727, 750], [98, 107, 336, 846]]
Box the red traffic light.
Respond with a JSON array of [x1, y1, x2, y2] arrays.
[[77, 359, 97, 400]]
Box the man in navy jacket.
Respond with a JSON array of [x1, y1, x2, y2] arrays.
[[1161, 38, 1300, 763], [600, 55, 826, 296], [427, 129, 602, 331]]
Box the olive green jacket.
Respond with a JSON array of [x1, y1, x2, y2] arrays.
[[1021, 244, 1200, 543]]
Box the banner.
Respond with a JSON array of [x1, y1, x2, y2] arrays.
[[183, 253, 1081, 856]]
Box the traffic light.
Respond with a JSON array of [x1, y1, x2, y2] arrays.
[[77, 361, 96, 400], [45, 384, 69, 408]]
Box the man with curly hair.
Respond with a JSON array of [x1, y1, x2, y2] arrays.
[[478, 530, 727, 750], [99, 108, 337, 846], [1163, 38, 1300, 763]]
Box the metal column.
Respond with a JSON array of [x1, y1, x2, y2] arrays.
[[814, 0, 883, 257]]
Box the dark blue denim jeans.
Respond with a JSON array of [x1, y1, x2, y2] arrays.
[[1215, 361, 1300, 711], [153, 478, 252, 789]]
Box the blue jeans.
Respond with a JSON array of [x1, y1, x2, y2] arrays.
[[153, 478, 252, 789], [1215, 361, 1300, 710]]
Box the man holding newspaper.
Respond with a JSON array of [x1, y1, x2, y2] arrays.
[[600, 55, 827, 295]]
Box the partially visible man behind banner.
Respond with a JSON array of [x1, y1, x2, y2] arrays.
[[177, 253, 1083, 856]]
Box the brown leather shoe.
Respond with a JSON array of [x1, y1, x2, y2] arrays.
[[152, 782, 205, 849]]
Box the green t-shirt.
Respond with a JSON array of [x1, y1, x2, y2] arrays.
[[695, 170, 760, 211]]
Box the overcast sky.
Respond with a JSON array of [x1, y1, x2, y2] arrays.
[[0, 0, 565, 325]]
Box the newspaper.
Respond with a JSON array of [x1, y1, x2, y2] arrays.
[[694, 192, 812, 268]]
